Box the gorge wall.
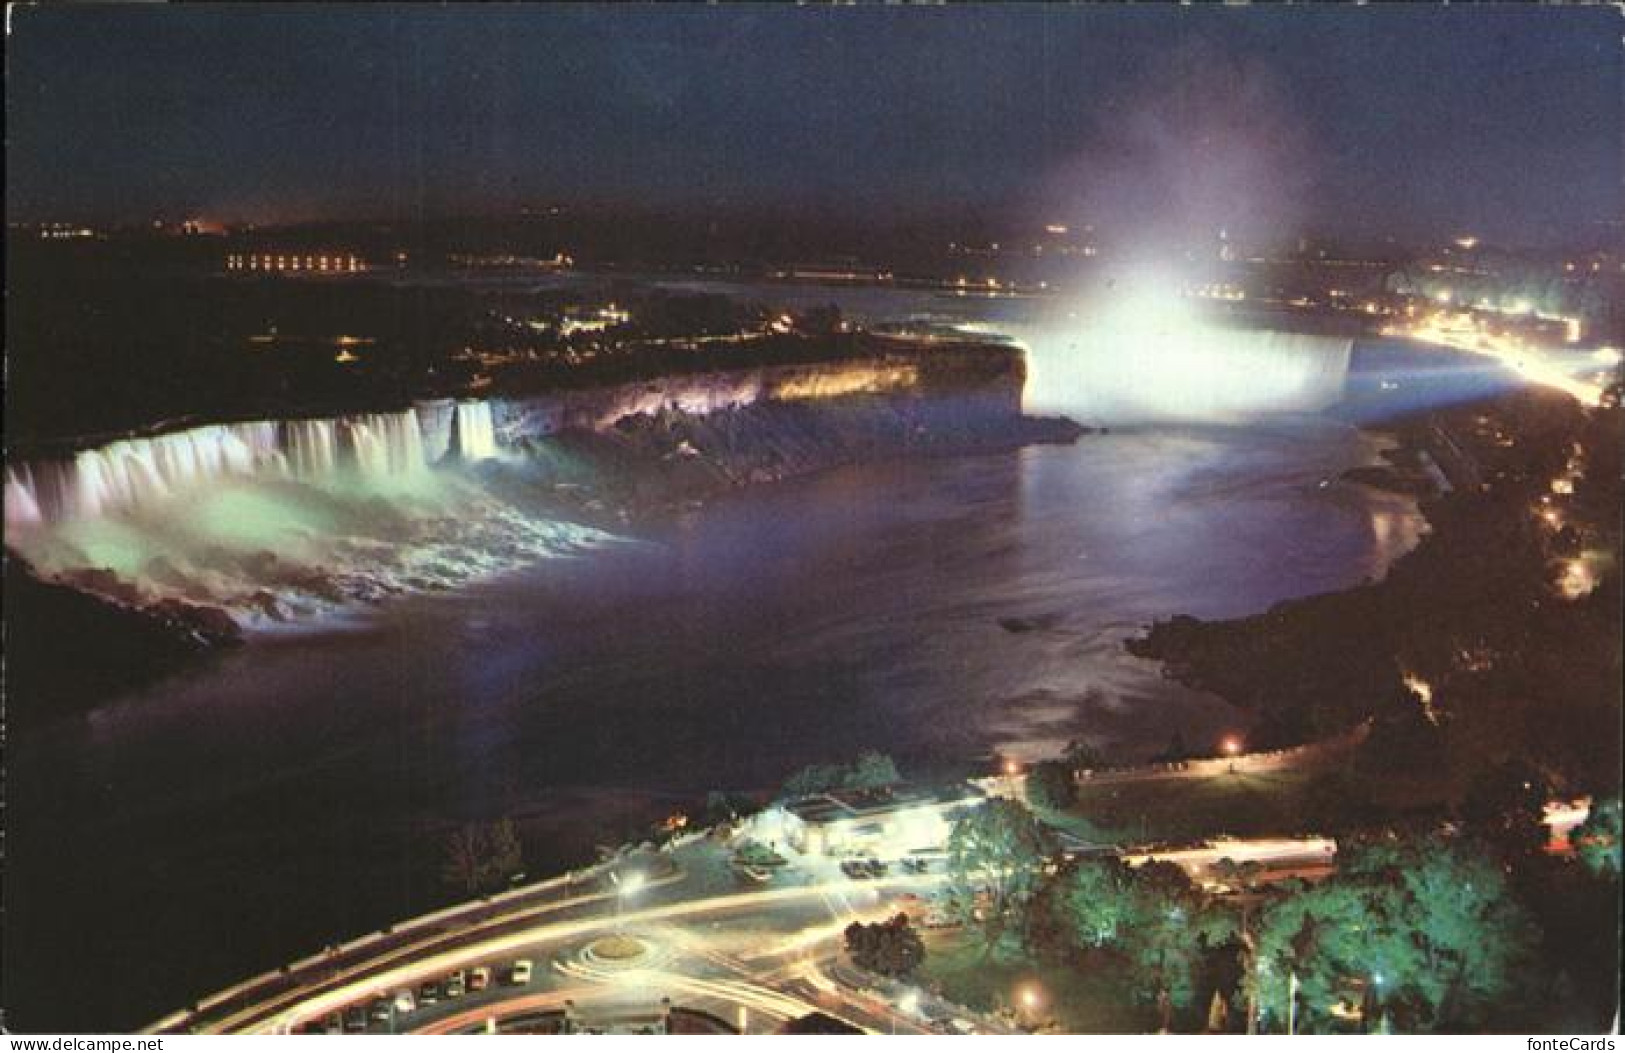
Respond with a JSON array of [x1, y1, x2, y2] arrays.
[[3, 342, 1063, 647]]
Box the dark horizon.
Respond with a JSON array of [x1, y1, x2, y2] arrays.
[[7, 5, 1622, 249]]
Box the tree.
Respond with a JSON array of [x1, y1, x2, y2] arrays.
[[1119, 861, 1209, 1031], [781, 763, 843, 799], [1057, 856, 1140, 948], [1063, 739, 1107, 771], [1153, 733, 1190, 764], [440, 818, 524, 896], [947, 798, 1057, 955], [1248, 835, 1535, 1033], [781, 752, 902, 799], [1572, 797, 1621, 878], [843, 751, 902, 791], [1049, 857, 1226, 1030], [1025, 759, 1076, 811], [844, 913, 925, 978], [704, 790, 754, 826]]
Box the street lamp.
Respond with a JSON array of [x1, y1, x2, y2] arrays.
[[1222, 736, 1243, 774], [1016, 982, 1044, 1029], [896, 990, 920, 1035], [1368, 972, 1386, 1034], [611, 870, 645, 933]]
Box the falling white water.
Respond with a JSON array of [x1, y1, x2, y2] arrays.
[[3, 400, 609, 625], [342, 410, 428, 479], [1013, 287, 1353, 424], [451, 401, 499, 461], [415, 399, 458, 464], [284, 419, 339, 481]]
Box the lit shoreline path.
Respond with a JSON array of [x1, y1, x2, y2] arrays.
[[146, 832, 1001, 1036]]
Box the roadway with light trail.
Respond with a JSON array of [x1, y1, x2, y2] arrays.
[[152, 835, 997, 1036]]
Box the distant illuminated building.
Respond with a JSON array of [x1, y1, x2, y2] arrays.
[[768, 783, 984, 856], [226, 251, 366, 274], [36, 223, 98, 240]]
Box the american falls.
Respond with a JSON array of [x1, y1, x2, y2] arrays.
[[4, 401, 609, 624]]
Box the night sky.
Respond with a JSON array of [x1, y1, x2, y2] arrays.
[[7, 5, 1621, 246]]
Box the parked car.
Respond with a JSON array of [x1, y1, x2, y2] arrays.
[[343, 1006, 368, 1033], [393, 990, 417, 1015], [468, 967, 492, 992], [509, 959, 534, 985], [319, 1012, 344, 1035], [444, 970, 467, 998], [369, 998, 392, 1024], [418, 981, 441, 1005]]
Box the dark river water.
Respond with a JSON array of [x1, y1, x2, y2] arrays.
[[8, 337, 1518, 1031]]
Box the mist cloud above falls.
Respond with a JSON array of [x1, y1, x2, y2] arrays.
[[1042, 40, 1318, 270]]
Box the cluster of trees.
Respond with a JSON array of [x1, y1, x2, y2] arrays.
[[1244, 836, 1537, 1033], [946, 798, 1057, 952], [440, 818, 524, 896], [1573, 797, 1621, 877], [844, 913, 926, 978], [780, 751, 901, 799], [1024, 741, 1107, 812], [943, 799, 1567, 1033]]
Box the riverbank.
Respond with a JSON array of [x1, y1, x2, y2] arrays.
[[5, 337, 1081, 723], [1127, 382, 1622, 795]]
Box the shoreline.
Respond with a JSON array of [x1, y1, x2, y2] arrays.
[[5, 369, 1083, 726], [1126, 382, 1621, 792]]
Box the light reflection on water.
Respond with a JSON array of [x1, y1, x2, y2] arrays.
[[10, 330, 1498, 1031]]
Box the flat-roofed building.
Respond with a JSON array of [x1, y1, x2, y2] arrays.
[[773, 782, 986, 856]]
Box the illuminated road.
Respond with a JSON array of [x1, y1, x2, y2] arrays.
[[152, 836, 993, 1035], [1382, 321, 1615, 407]]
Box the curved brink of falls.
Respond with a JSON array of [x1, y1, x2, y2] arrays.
[[3, 400, 610, 625]]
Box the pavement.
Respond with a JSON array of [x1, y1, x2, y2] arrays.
[[151, 832, 1002, 1036]]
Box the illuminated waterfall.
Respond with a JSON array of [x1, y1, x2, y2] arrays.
[[16, 423, 289, 525], [1021, 293, 1354, 423], [451, 401, 499, 461], [2, 397, 607, 625], [415, 399, 457, 464], [283, 419, 339, 480], [341, 410, 428, 478], [4, 402, 506, 531]]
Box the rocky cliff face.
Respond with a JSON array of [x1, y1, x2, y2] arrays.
[[6, 340, 1075, 713], [484, 341, 1070, 524], [490, 341, 1026, 443]]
